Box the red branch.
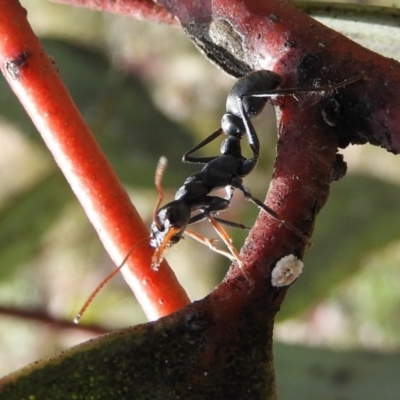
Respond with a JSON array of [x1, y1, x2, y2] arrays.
[[0, 0, 190, 321]]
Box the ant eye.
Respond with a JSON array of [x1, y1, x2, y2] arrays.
[[244, 97, 267, 117]]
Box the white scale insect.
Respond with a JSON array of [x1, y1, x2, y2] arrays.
[[271, 254, 304, 287]]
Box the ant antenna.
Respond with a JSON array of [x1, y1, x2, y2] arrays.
[[74, 236, 149, 324], [153, 156, 168, 228]]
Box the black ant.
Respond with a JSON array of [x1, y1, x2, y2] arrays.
[[149, 135, 307, 271], [150, 156, 249, 270], [150, 70, 363, 269], [75, 70, 362, 322]]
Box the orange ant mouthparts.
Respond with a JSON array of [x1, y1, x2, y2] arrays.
[[74, 236, 150, 324], [150, 226, 181, 270]]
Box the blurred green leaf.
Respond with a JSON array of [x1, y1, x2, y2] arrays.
[[295, 2, 400, 61], [275, 342, 400, 400], [0, 172, 72, 280], [279, 174, 400, 319]]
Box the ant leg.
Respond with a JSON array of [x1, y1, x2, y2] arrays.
[[236, 96, 260, 159], [213, 216, 251, 230], [240, 74, 364, 101], [187, 209, 251, 230], [187, 195, 231, 226], [208, 217, 254, 283], [182, 128, 224, 164], [185, 229, 237, 262], [238, 185, 311, 247], [207, 217, 243, 267]]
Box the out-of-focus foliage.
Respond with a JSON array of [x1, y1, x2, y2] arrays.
[[274, 343, 400, 400], [280, 175, 400, 321], [295, 1, 400, 61]]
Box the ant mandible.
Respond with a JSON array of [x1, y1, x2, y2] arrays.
[[150, 70, 362, 269]]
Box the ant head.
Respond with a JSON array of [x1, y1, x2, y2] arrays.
[[225, 70, 283, 125], [150, 200, 191, 269], [151, 157, 192, 269], [150, 201, 190, 248]]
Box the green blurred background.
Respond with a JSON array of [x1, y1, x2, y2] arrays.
[[1, 0, 400, 398]]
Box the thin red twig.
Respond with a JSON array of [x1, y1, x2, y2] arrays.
[[0, 305, 110, 335]]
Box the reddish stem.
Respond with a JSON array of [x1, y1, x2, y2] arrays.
[[0, 0, 190, 320], [0, 305, 110, 335], [55, 0, 178, 25]]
